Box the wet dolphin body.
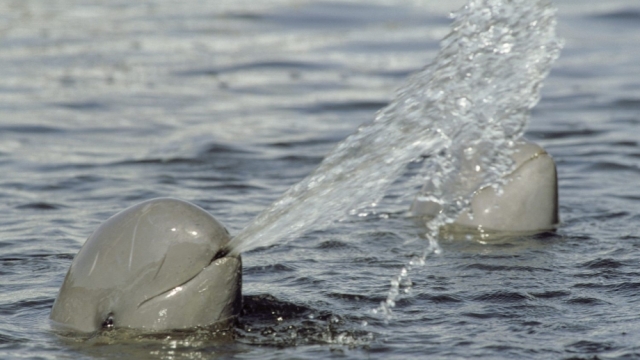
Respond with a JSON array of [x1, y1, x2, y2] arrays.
[[50, 142, 556, 333], [412, 140, 559, 234], [50, 198, 241, 333]]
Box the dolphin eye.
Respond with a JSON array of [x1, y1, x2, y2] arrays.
[[102, 313, 115, 330]]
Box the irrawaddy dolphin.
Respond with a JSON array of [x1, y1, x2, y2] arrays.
[[50, 142, 557, 333], [49, 198, 241, 333], [411, 139, 559, 233]]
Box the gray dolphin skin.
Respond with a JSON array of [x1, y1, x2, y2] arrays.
[[50, 142, 555, 333], [50, 198, 241, 333], [412, 140, 559, 233]]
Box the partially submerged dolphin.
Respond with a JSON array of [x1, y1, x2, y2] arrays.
[[50, 198, 241, 333], [411, 140, 559, 234], [50, 141, 557, 332]]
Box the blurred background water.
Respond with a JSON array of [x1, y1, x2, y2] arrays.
[[1, 0, 639, 358]]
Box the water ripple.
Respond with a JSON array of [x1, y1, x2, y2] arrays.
[[175, 60, 336, 78], [580, 258, 626, 269], [290, 100, 389, 114], [14, 202, 64, 211], [416, 293, 463, 304], [243, 264, 296, 275], [564, 297, 609, 306], [472, 291, 533, 303], [565, 340, 614, 353], [462, 263, 553, 273], [529, 290, 571, 299], [591, 10, 640, 23]]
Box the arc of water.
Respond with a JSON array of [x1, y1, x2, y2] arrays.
[[225, 0, 562, 260]]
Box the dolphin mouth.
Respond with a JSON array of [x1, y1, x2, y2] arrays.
[[210, 247, 230, 263], [137, 251, 238, 310]]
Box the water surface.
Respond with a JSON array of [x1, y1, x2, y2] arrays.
[[1, 0, 639, 359]]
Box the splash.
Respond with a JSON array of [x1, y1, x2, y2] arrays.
[[225, 0, 561, 260]]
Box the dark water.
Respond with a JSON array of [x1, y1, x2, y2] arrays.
[[1, 0, 639, 358]]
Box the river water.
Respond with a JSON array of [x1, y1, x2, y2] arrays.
[[1, 0, 639, 359]]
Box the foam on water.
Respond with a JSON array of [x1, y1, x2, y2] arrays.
[[227, 0, 561, 267]]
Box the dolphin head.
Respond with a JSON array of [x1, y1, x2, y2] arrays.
[[412, 140, 559, 234], [50, 198, 241, 333]]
